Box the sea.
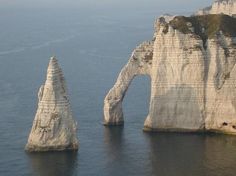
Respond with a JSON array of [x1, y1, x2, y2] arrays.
[[0, 4, 236, 176]]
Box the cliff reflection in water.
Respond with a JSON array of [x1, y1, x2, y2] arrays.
[[103, 126, 124, 160], [27, 151, 78, 176], [26, 130, 236, 176], [203, 134, 236, 176], [103, 126, 129, 175], [145, 133, 236, 176]]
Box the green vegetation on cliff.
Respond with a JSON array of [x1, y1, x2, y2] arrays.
[[169, 14, 236, 39]]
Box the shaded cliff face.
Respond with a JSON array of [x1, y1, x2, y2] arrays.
[[197, 0, 236, 16], [104, 14, 236, 134], [26, 57, 79, 152]]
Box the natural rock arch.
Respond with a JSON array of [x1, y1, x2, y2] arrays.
[[104, 14, 236, 134], [103, 41, 153, 126]]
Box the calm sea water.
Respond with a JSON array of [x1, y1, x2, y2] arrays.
[[0, 6, 236, 176]]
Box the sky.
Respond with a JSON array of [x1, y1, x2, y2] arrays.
[[0, 0, 213, 12]]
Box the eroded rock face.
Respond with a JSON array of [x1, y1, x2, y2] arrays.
[[25, 57, 78, 152], [104, 15, 236, 134], [197, 0, 236, 16], [104, 41, 153, 125]]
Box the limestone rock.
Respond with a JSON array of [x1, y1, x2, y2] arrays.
[[104, 15, 236, 134], [104, 41, 153, 125], [196, 0, 236, 16], [25, 57, 78, 152]]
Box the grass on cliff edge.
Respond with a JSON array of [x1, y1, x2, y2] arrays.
[[169, 14, 236, 39]]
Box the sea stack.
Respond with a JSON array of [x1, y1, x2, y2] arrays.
[[104, 12, 236, 134], [25, 57, 78, 152]]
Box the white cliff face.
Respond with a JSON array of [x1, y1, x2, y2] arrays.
[[197, 0, 236, 16], [104, 15, 236, 134], [144, 24, 206, 132], [25, 57, 79, 151], [205, 37, 236, 134]]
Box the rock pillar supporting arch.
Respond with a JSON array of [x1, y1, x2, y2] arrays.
[[103, 41, 153, 125]]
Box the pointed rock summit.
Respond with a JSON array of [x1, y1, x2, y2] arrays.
[[25, 57, 78, 152]]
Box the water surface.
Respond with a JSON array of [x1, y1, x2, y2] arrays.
[[0, 6, 236, 176]]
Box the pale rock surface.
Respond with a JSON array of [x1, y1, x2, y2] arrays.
[[104, 15, 236, 134], [26, 57, 78, 151], [104, 41, 153, 125], [197, 0, 236, 16]]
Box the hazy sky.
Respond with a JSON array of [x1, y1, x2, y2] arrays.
[[0, 0, 213, 12]]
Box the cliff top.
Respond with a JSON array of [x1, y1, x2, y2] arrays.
[[196, 0, 236, 16], [169, 14, 236, 39], [215, 0, 236, 3]]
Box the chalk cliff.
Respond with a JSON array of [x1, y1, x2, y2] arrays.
[[26, 57, 78, 151], [104, 14, 236, 134], [197, 0, 236, 16]]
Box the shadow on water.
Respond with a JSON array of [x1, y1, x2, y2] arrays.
[[26, 151, 78, 176], [144, 132, 236, 176]]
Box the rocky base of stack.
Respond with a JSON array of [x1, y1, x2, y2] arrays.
[[103, 121, 124, 126], [143, 126, 205, 133], [25, 143, 79, 152]]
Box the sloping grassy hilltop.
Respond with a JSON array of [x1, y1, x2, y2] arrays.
[[169, 14, 236, 39]]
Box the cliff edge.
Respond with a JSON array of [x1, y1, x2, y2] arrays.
[[196, 0, 236, 16], [104, 14, 236, 134]]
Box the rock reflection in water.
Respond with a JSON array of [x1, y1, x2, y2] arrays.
[[203, 134, 236, 176], [145, 133, 236, 176], [145, 133, 205, 176], [27, 151, 78, 176], [103, 126, 126, 175], [103, 126, 124, 160]]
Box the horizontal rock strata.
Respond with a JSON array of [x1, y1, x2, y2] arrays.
[[104, 14, 236, 134], [26, 57, 79, 152]]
